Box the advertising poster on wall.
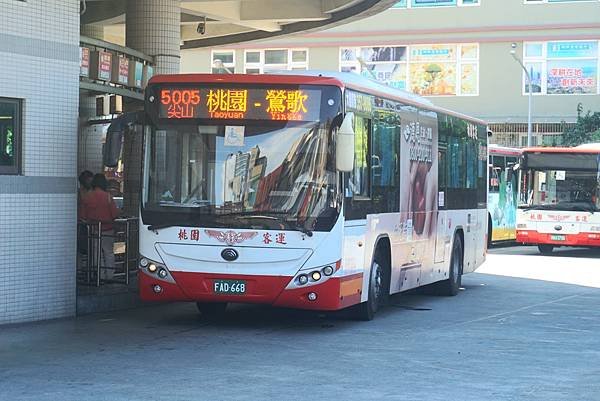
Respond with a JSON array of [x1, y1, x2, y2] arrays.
[[410, 62, 456, 95], [547, 59, 598, 94], [361, 63, 407, 89], [360, 46, 407, 62], [460, 64, 478, 95], [524, 62, 543, 93]]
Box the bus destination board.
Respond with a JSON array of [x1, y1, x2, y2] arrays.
[[157, 87, 322, 122]]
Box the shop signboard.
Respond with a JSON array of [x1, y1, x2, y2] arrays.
[[98, 51, 112, 81], [547, 41, 598, 59], [80, 47, 90, 77], [117, 57, 129, 85], [411, 44, 456, 62]]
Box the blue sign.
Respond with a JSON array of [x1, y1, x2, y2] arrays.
[[547, 41, 598, 59]]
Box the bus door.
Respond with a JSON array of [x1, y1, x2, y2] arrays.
[[434, 147, 446, 264]]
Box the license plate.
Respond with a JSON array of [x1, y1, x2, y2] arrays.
[[551, 234, 565, 241], [213, 279, 246, 295]]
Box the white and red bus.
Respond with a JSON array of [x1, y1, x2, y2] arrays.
[[137, 71, 488, 320], [517, 144, 600, 254], [487, 145, 521, 244]]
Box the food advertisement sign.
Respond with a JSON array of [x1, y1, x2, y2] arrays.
[[410, 62, 456, 95]]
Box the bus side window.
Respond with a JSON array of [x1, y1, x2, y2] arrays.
[[371, 114, 400, 212], [344, 115, 372, 220], [348, 116, 371, 199]]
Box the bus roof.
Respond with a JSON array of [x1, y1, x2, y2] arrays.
[[148, 71, 487, 126], [522, 144, 600, 154], [488, 144, 521, 156]]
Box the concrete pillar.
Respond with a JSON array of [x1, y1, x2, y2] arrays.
[[126, 0, 181, 74], [124, 1, 181, 217]]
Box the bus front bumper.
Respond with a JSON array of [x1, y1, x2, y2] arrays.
[[138, 270, 363, 311], [517, 230, 600, 247]]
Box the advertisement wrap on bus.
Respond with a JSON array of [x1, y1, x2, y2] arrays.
[[517, 144, 600, 254], [488, 145, 521, 243], [135, 71, 488, 320]]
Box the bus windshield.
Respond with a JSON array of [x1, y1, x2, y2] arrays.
[[142, 120, 340, 232], [524, 168, 600, 212]]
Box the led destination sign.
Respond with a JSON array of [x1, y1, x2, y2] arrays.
[[157, 87, 322, 121]]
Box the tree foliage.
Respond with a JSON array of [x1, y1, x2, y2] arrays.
[[562, 105, 600, 146]]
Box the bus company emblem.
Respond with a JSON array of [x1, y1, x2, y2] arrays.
[[554, 225, 563, 231], [205, 230, 258, 245], [221, 248, 239, 262]]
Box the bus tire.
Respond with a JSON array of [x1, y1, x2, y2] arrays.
[[354, 250, 389, 321], [196, 302, 227, 318], [435, 235, 463, 296], [538, 244, 554, 255]]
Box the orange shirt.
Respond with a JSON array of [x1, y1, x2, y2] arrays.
[[81, 189, 120, 230]]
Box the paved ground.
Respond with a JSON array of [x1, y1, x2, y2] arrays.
[[1, 246, 599, 401]]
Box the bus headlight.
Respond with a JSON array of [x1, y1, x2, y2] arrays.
[[158, 268, 168, 279], [322, 265, 334, 276], [311, 271, 322, 281], [298, 274, 309, 285], [148, 263, 158, 273], [140, 258, 149, 267]]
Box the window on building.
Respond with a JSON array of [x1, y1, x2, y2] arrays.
[[340, 43, 479, 96], [211, 50, 235, 74], [244, 49, 308, 73], [392, 0, 480, 8], [522, 40, 599, 95], [0, 98, 21, 175]]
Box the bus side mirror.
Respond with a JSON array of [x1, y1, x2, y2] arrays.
[[103, 125, 124, 168], [336, 112, 355, 172]]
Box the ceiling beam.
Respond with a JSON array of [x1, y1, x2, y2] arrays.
[[239, 0, 329, 21]]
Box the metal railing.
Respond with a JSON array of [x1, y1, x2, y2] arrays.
[[77, 217, 138, 286]]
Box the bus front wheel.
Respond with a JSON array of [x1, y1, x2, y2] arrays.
[[538, 244, 554, 255], [354, 251, 389, 321]]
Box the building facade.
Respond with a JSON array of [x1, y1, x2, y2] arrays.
[[182, 0, 600, 147], [0, 0, 80, 324]]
